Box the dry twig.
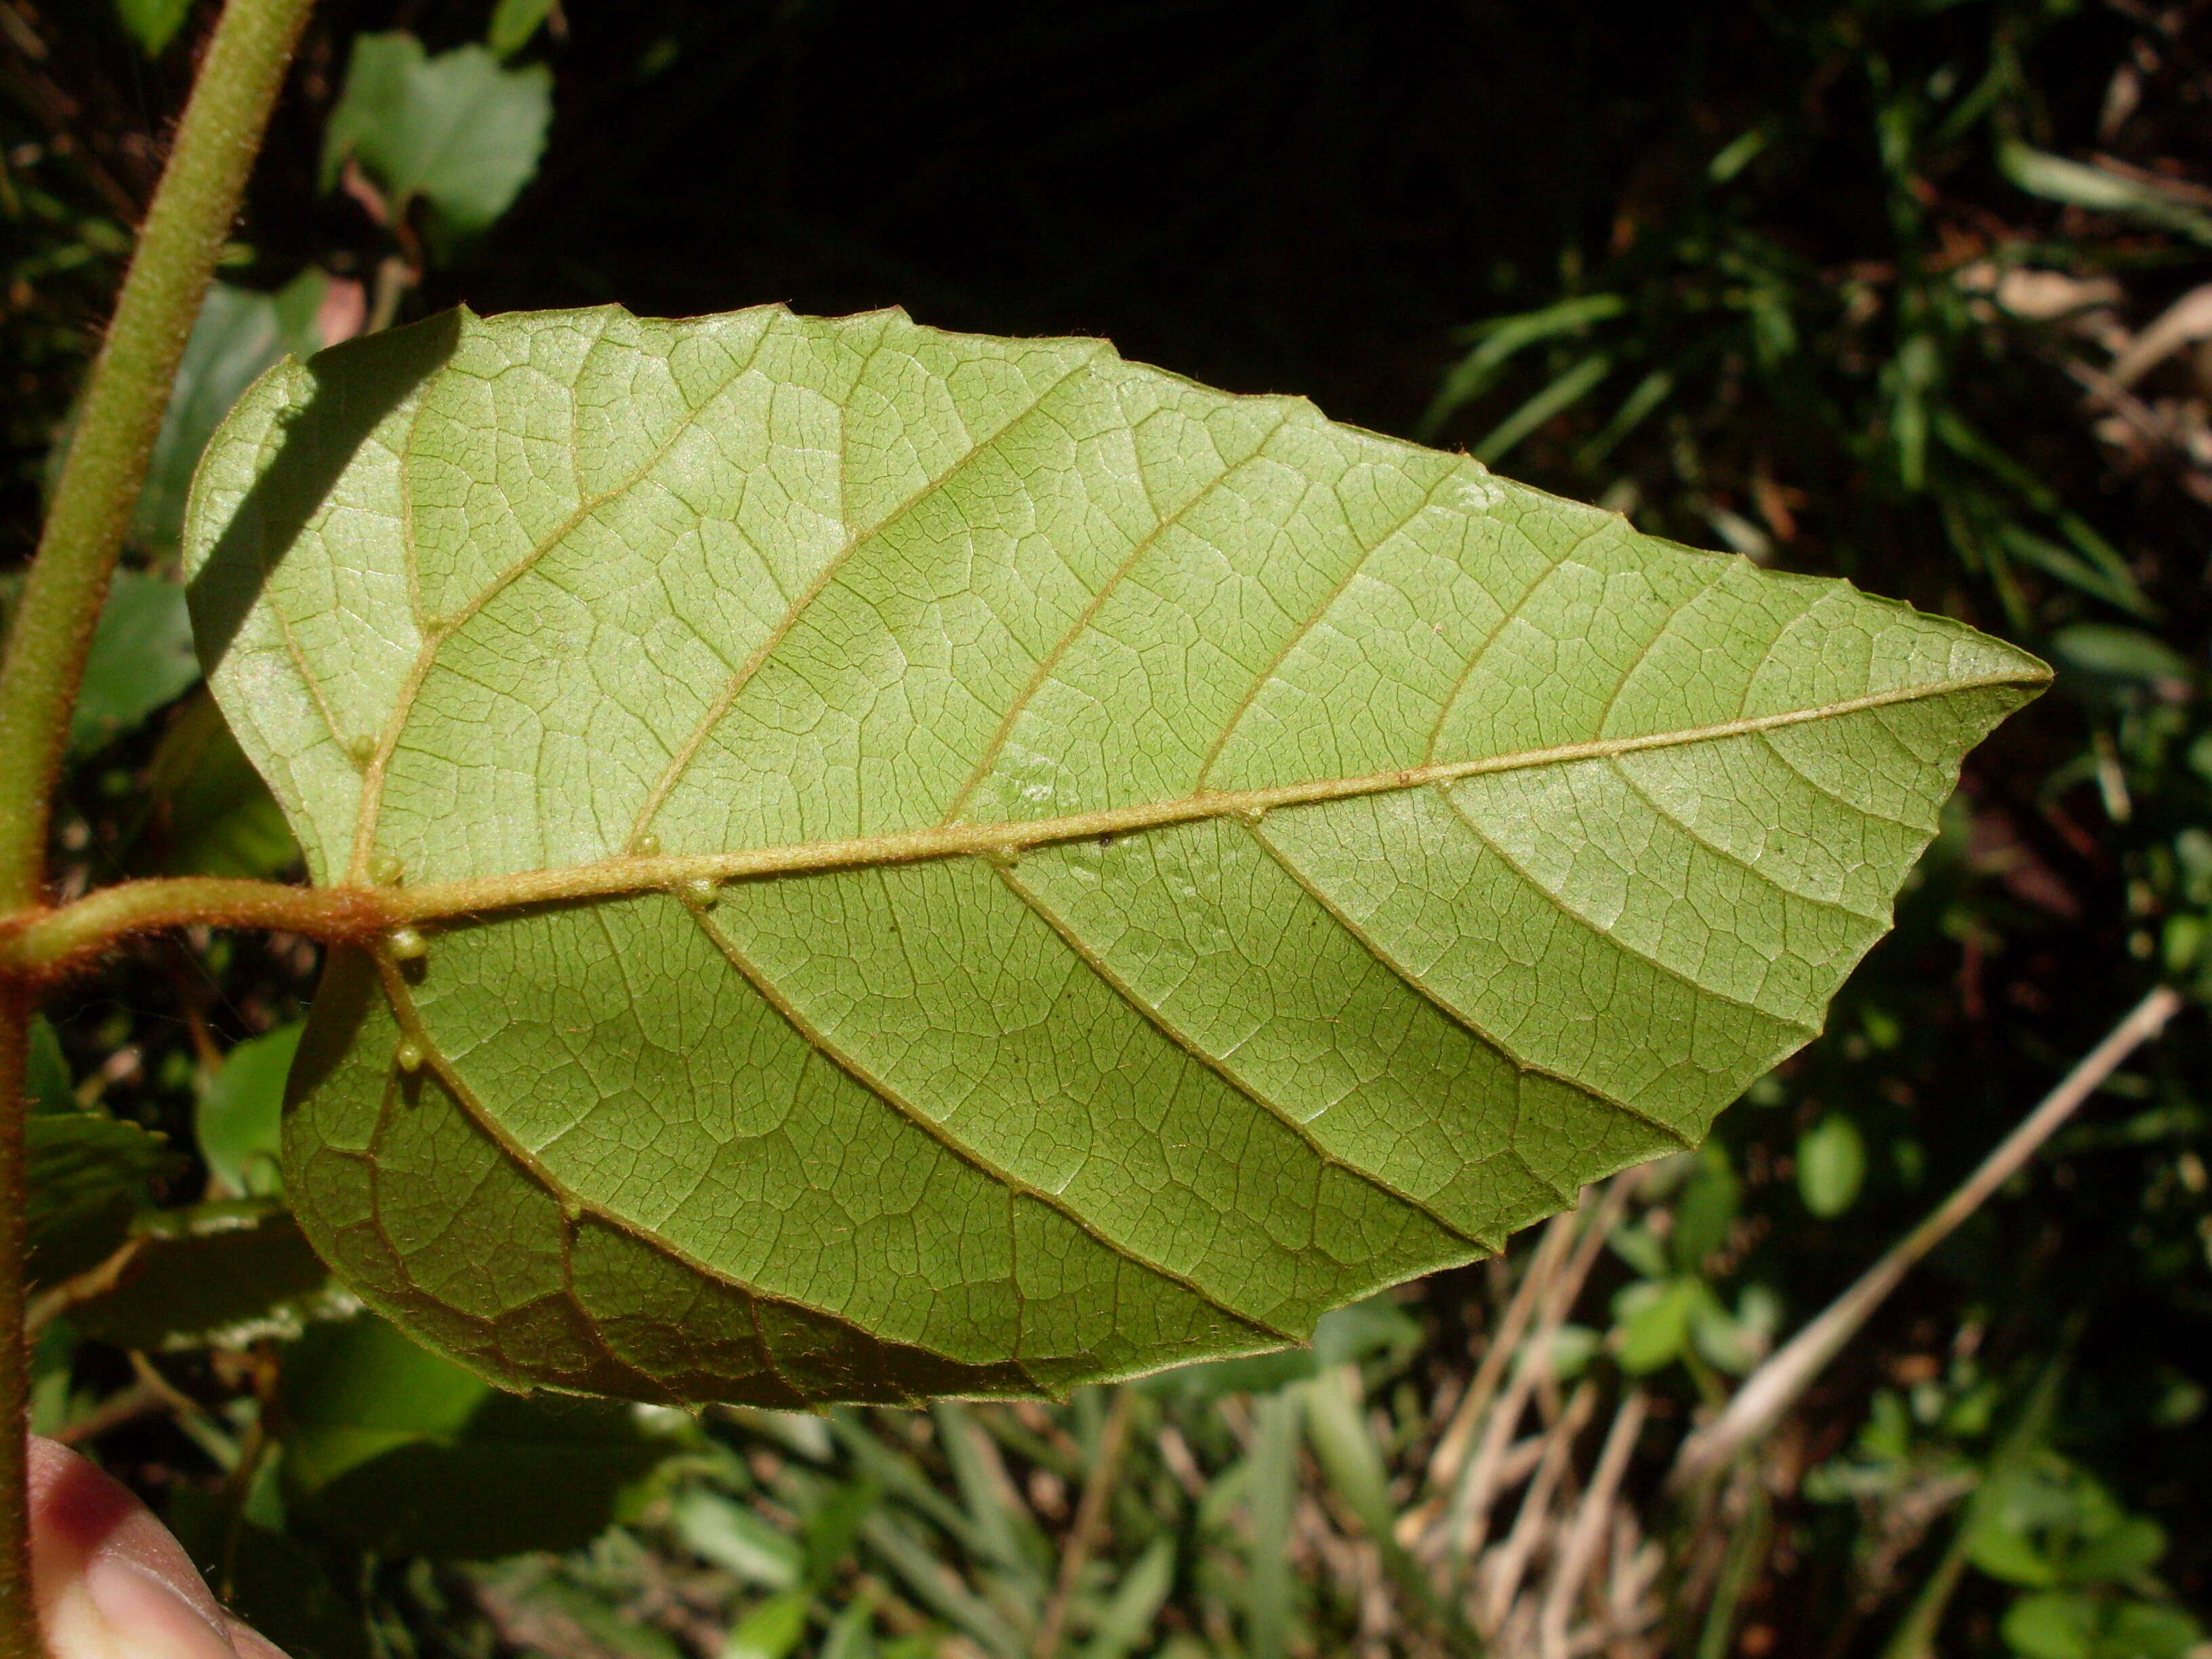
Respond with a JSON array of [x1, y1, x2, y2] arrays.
[[1673, 985, 2185, 1488]]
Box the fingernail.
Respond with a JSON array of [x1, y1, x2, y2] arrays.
[[60, 1557, 239, 1659]]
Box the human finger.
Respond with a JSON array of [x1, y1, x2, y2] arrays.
[[25, 1435, 286, 1659]]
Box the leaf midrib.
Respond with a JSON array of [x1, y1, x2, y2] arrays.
[[363, 672, 2039, 927]]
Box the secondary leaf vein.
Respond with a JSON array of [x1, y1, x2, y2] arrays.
[[679, 897, 1294, 1342], [994, 861, 1486, 1252]]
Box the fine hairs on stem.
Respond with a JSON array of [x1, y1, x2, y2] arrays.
[[0, 1, 318, 1652]]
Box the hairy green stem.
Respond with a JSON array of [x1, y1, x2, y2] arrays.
[[2, 878, 392, 979], [0, 0, 314, 1648], [1, 989, 30, 1659], [0, 0, 316, 906]]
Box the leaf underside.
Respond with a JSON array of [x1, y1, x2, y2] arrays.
[[183, 304, 2047, 1405]]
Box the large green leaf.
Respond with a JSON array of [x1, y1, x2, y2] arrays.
[[26, 1111, 173, 1286], [68, 571, 198, 755], [25, 1021, 171, 1282], [182, 305, 2047, 1405], [138, 691, 300, 880], [277, 1313, 676, 1558], [196, 1021, 304, 1197], [70, 1202, 350, 1353]]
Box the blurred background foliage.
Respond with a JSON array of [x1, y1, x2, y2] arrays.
[[3, 0, 2211, 1654]]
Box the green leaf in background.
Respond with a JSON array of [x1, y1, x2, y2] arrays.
[[1607, 1216, 1671, 1280], [2103, 1603, 2205, 1659], [180, 1519, 369, 1659], [2047, 624, 2195, 695], [2003, 1591, 2102, 1659], [69, 1201, 350, 1351], [1614, 1277, 1702, 1374], [1671, 1145, 1743, 1271], [2001, 1592, 2203, 1659], [25, 1016, 74, 1115], [68, 571, 198, 754], [801, 1477, 879, 1586], [1993, 527, 2154, 623], [1797, 1111, 1867, 1217], [724, 1589, 813, 1659], [1974, 1518, 2067, 1591], [171, 1502, 367, 1659], [26, 1109, 172, 1285], [819, 1595, 881, 1659], [487, 0, 556, 57], [24, 1026, 171, 1284], [2067, 1515, 2167, 1585], [111, 0, 191, 56], [1139, 1296, 1421, 1404], [670, 1489, 805, 1590], [1999, 139, 2212, 247], [137, 276, 327, 556], [140, 692, 300, 879], [1420, 293, 1624, 438], [196, 1021, 303, 1197], [320, 35, 553, 236], [184, 305, 2047, 1405], [279, 1313, 676, 1558], [1964, 1451, 2186, 1625], [1081, 1535, 1175, 1659], [1690, 1282, 1782, 1375]]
